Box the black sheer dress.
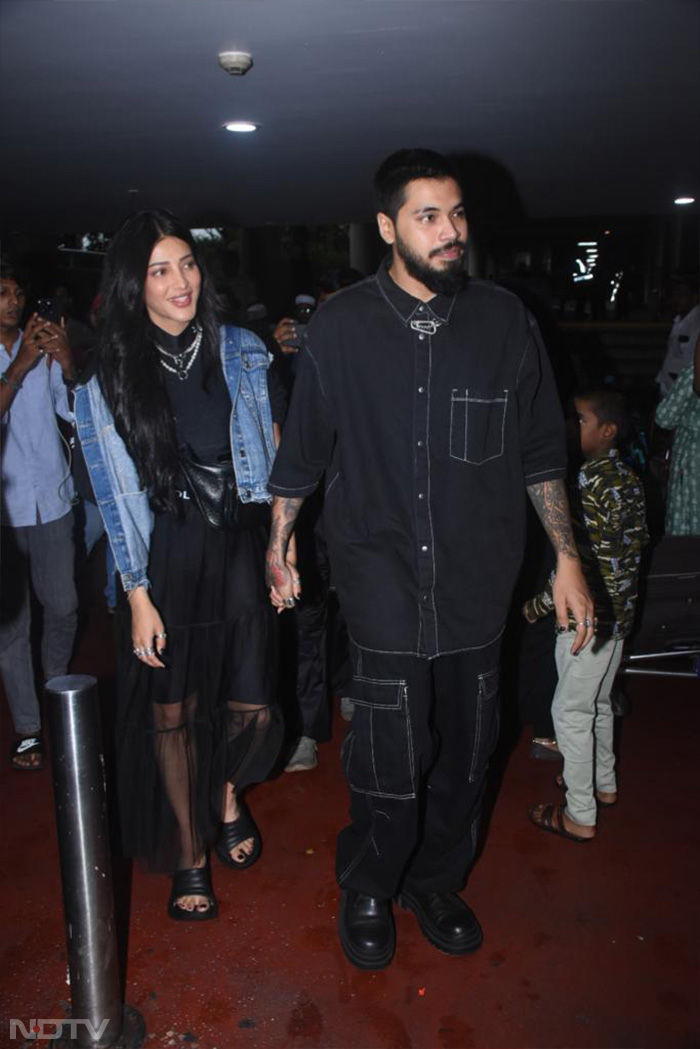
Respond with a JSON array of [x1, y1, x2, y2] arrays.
[[114, 322, 284, 872]]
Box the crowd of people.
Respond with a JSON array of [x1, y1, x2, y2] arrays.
[[1, 148, 697, 969]]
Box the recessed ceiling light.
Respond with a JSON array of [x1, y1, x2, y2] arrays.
[[224, 121, 258, 133], [674, 196, 695, 205]]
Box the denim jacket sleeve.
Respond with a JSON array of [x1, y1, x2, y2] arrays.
[[221, 325, 277, 501], [73, 378, 153, 592]]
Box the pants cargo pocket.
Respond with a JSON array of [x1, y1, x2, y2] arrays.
[[468, 667, 500, 783], [341, 676, 415, 799]]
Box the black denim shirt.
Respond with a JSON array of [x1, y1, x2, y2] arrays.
[[269, 261, 566, 658]]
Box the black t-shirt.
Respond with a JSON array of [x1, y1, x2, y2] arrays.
[[157, 322, 286, 459]]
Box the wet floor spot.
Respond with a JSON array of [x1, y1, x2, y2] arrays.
[[286, 995, 324, 1043]]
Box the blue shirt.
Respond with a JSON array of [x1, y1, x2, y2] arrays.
[[1, 332, 75, 527]]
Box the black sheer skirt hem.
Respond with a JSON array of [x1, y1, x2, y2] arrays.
[[113, 505, 282, 873]]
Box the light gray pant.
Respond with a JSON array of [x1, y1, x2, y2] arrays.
[[0, 513, 78, 735], [552, 634, 624, 827]]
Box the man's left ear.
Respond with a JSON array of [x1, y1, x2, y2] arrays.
[[376, 212, 395, 246]]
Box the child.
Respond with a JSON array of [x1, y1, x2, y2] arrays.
[[526, 387, 648, 841]]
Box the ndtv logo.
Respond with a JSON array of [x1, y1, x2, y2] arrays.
[[10, 1019, 110, 1041]]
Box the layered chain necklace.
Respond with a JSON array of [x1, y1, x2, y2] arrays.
[[154, 323, 203, 381]]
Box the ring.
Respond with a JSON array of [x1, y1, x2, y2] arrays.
[[584, 617, 592, 628], [145, 646, 155, 656], [155, 632, 167, 639], [133, 647, 144, 657], [284, 597, 296, 608]]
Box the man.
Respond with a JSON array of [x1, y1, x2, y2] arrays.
[[656, 276, 700, 397], [265, 150, 593, 969], [0, 259, 79, 770]]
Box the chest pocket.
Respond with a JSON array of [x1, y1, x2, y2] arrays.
[[450, 388, 508, 466], [239, 351, 268, 403]]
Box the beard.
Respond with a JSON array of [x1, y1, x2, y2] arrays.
[[395, 233, 466, 297]]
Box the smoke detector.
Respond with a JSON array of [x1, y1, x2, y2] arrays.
[[218, 51, 253, 76]]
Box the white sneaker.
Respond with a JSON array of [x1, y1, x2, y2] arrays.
[[284, 736, 318, 773], [340, 697, 355, 722]]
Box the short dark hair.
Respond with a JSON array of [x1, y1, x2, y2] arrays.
[[576, 386, 631, 444], [0, 257, 28, 293], [374, 149, 459, 220]]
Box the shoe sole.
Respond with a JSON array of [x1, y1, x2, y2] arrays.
[[284, 759, 318, 773], [397, 893, 483, 955], [338, 896, 396, 970]]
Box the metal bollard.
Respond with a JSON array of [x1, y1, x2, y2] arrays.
[[46, 675, 144, 1048]]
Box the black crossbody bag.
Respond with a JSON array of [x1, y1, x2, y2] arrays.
[[179, 445, 270, 530]]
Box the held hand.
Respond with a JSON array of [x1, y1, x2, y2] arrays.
[[552, 557, 595, 655], [129, 587, 167, 668], [265, 547, 302, 614], [273, 317, 299, 355]]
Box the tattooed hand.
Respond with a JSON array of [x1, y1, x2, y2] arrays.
[[265, 496, 304, 613], [527, 479, 595, 653]]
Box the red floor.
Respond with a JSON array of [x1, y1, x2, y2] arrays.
[[1, 582, 699, 1049]]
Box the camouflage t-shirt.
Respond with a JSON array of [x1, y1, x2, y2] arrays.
[[524, 449, 648, 639]]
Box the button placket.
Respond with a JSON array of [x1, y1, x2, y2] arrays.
[[413, 322, 436, 655]]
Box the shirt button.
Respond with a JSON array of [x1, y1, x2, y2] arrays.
[[418, 386, 425, 393], [418, 305, 425, 313], [418, 334, 425, 341], [421, 544, 428, 552], [418, 493, 425, 500], [421, 593, 430, 603], [417, 440, 424, 448]]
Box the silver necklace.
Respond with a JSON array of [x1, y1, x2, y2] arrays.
[[154, 324, 203, 381]]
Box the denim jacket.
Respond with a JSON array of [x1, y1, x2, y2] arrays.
[[74, 325, 277, 592]]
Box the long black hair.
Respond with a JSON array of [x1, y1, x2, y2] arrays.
[[95, 209, 221, 511]]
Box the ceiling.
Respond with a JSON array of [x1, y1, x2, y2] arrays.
[[1, 1, 699, 234]]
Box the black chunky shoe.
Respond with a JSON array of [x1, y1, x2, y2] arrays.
[[397, 890, 483, 955], [338, 890, 396, 970]]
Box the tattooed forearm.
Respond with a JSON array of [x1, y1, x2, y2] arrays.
[[265, 496, 303, 589], [527, 479, 579, 560]]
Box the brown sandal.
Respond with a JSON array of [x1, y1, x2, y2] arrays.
[[528, 803, 594, 843]]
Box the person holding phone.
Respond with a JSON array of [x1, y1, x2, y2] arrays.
[[0, 259, 79, 771], [73, 211, 287, 921]]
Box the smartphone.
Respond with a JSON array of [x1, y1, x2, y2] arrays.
[[284, 322, 307, 349], [35, 297, 62, 323]]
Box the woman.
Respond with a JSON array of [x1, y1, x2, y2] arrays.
[[75, 210, 296, 920]]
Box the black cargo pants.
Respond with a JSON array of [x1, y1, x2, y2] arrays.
[[336, 639, 501, 899]]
